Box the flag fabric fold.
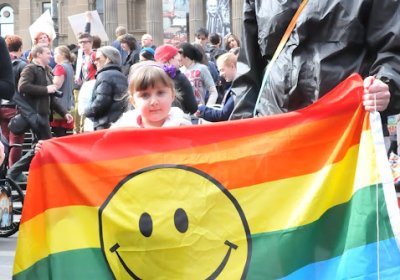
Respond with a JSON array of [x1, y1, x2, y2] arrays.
[[13, 74, 400, 279]]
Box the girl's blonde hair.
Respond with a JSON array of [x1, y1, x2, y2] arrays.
[[128, 61, 176, 96]]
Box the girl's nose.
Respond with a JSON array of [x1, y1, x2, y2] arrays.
[[150, 95, 159, 105]]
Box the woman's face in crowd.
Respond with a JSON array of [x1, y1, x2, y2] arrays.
[[53, 48, 65, 64], [227, 37, 238, 49], [95, 52, 108, 71]]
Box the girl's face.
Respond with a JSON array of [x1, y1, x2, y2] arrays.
[[53, 49, 64, 64], [121, 42, 129, 52], [131, 83, 175, 127], [168, 53, 181, 68], [180, 55, 192, 68], [228, 37, 238, 49]]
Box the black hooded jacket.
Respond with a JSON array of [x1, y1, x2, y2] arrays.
[[85, 64, 128, 129], [230, 0, 400, 120]]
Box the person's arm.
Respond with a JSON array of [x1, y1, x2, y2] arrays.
[[84, 11, 92, 33], [366, 1, 400, 115], [206, 85, 218, 106], [228, 0, 267, 120], [201, 66, 218, 106], [199, 93, 234, 122], [18, 65, 50, 96], [53, 64, 66, 89], [51, 95, 73, 124], [0, 141, 5, 166], [0, 37, 15, 100]]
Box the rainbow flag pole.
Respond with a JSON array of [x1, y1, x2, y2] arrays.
[[13, 74, 400, 279]]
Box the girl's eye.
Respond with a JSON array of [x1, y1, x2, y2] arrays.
[[139, 92, 150, 99], [157, 91, 167, 97]]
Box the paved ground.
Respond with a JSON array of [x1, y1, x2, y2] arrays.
[[0, 233, 17, 280]]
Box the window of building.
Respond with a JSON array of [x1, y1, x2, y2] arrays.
[[0, 5, 14, 37], [96, 0, 104, 23], [42, 2, 51, 14]]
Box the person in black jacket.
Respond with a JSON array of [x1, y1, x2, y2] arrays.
[[7, 45, 73, 181], [0, 36, 14, 166], [154, 44, 198, 115], [2, 35, 26, 167], [84, 46, 128, 130], [118, 34, 140, 77], [230, 1, 399, 120], [0, 37, 14, 101]]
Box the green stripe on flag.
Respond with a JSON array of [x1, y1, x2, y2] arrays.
[[13, 248, 112, 280], [14, 186, 393, 280], [246, 185, 393, 279]]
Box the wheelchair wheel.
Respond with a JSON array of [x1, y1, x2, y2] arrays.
[[0, 178, 24, 238]]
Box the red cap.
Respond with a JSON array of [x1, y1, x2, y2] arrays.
[[155, 44, 179, 63]]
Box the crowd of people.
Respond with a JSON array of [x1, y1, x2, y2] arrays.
[[0, 18, 244, 181], [1, 2, 400, 184]]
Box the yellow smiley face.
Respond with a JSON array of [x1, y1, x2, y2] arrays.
[[99, 165, 251, 279]]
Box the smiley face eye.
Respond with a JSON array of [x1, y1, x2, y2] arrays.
[[174, 208, 189, 233], [139, 212, 153, 237]]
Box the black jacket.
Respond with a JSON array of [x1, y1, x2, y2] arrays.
[[121, 50, 140, 77], [230, 0, 400, 119], [0, 37, 14, 101], [18, 63, 67, 117], [85, 64, 128, 129], [173, 70, 198, 114]]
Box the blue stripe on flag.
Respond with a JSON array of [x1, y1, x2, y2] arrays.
[[281, 238, 400, 280]]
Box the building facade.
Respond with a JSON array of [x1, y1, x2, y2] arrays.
[[0, 0, 243, 49]]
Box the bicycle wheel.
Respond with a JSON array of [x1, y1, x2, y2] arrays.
[[0, 178, 24, 238]]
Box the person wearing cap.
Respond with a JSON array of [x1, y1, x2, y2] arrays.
[[155, 44, 198, 115], [84, 46, 128, 130], [139, 47, 155, 61]]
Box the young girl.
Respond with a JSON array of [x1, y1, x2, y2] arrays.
[[51, 45, 75, 136], [112, 61, 192, 128], [34, 62, 191, 153]]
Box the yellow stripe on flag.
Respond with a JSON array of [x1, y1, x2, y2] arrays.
[[14, 206, 99, 275]]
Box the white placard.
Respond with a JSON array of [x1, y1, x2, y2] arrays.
[[68, 10, 109, 42], [28, 10, 56, 43]]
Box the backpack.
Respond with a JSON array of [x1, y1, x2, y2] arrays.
[[11, 58, 28, 91]]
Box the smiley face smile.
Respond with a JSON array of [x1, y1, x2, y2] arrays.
[[110, 240, 238, 280]]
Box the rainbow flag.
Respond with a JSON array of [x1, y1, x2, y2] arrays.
[[13, 74, 400, 279]]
